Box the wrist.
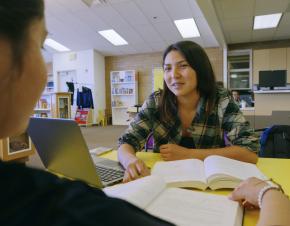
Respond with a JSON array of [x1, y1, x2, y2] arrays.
[[124, 155, 138, 169], [258, 184, 280, 208]]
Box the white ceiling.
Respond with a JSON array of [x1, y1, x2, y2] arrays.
[[43, 0, 290, 61], [212, 0, 290, 44], [43, 0, 218, 60]]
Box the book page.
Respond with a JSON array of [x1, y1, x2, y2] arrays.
[[103, 175, 166, 209], [146, 188, 243, 226], [204, 155, 268, 186], [89, 146, 112, 156], [151, 159, 207, 188]]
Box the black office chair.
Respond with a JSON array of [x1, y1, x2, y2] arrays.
[[259, 125, 290, 158]]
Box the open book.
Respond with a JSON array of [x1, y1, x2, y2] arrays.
[[151, 155, 267, 190], [104, 175, 243, 226]]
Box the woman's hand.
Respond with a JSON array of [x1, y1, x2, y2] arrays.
[[123, 159, 150, 183], [229, 177, 268, 208], [159, 144, 190, 161]]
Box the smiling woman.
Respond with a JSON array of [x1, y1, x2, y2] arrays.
[[118, 40, 259, 183]]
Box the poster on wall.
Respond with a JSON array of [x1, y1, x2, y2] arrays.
[[153, 67, 164, 91]]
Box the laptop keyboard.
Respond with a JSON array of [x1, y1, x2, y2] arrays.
[[96, 165, 124, 183]]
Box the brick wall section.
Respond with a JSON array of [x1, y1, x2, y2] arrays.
[[105, 48, 223, 113]]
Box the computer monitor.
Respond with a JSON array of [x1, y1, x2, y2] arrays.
[[259, 70, 287, 90]]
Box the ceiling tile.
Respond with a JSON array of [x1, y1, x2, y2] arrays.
[[229, 31, 252, 44], [222, 18, 253, 32], [73, 10, 109, 31], [56, 0, 89, 13], [91, 4, 130, 30], [160, 0, 192, 19], [133, 24, 163, 42], [275, 13, 290, 37], [131, 42, 153, 53], [278, 12, 290, 27], [252, 29, 275, 41], [135, 0, 171, 23], [255, 0, 289, 15], [153, 22, 181, 42], [116, 27, 144, 44], [148, 41, 168, 52], [188, 0, 206, 18], [219, 0, 255, 19], [195, 17, 218, 46], [112, 1, 150, 26], [185, 37, 205, 47]]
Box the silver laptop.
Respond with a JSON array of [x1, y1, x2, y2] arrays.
[[27, 117, 124, 188]]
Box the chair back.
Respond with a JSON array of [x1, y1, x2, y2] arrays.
[[259, 125, 290, 158]]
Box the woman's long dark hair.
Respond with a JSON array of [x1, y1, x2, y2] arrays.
[[159, 41, 217, 122], [0, 0, 44, 69]]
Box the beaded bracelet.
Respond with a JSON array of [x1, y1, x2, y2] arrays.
[[257, 184, 280, 209]]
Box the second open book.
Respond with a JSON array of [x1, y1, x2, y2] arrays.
[[151, 155, 267, 190], [104, 175, 243, 226]]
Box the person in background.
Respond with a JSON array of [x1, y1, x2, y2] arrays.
[[231, 90, 241, 104], [229, 177, 290, 226], [118, 41, 259, 183], [0, 1, 173, 225]]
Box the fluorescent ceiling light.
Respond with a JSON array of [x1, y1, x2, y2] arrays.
[[174, 18, 200, 38], [44, 38, 70, 52], [254, 13, 282, 30], [98, 29, 128, 46]]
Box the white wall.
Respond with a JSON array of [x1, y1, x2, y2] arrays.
[[93, 50, 106, 115], [52, 49, 105, 123]]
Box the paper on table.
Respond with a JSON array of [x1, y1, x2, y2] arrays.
[[89, 146, 112, 156]]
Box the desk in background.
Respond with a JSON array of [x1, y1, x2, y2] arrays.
[[101, 151, 290, 226]]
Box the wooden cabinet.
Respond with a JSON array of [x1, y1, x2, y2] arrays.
[[110, 70, 138, 125], [287, 48, 290, 83], [34, 92, 71, 119], [253, 49, 270, 84], [253, 48, 287, 84], [51, 92, 71, 119], [0, 132, 35, 162]]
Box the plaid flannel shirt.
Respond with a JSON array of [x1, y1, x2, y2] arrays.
[[118, 87, 259, 153]]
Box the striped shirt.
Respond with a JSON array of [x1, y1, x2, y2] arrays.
[[118, 87, 259, 153]]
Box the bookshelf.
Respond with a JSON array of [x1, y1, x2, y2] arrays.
[[34, 92, 71, 119], [110, 70, 138, 125], [34, 93, 52, 118]]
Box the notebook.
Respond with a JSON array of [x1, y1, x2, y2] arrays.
[[27, 117, 124, 188]]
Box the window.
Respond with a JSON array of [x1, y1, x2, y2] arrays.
[[228, 50, 252, 90]]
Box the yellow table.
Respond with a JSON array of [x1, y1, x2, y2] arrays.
[[101, 151, 290, 226]]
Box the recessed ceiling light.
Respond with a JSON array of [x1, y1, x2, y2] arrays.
[[44, 38, 70, 52], [174, 18, 200, 38], [254, 13, 282, 30], [98, 29, 128, 46]]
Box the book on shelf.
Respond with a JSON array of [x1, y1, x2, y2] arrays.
[[151, 155, 267, 190], [104, 175, 243, 226]]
